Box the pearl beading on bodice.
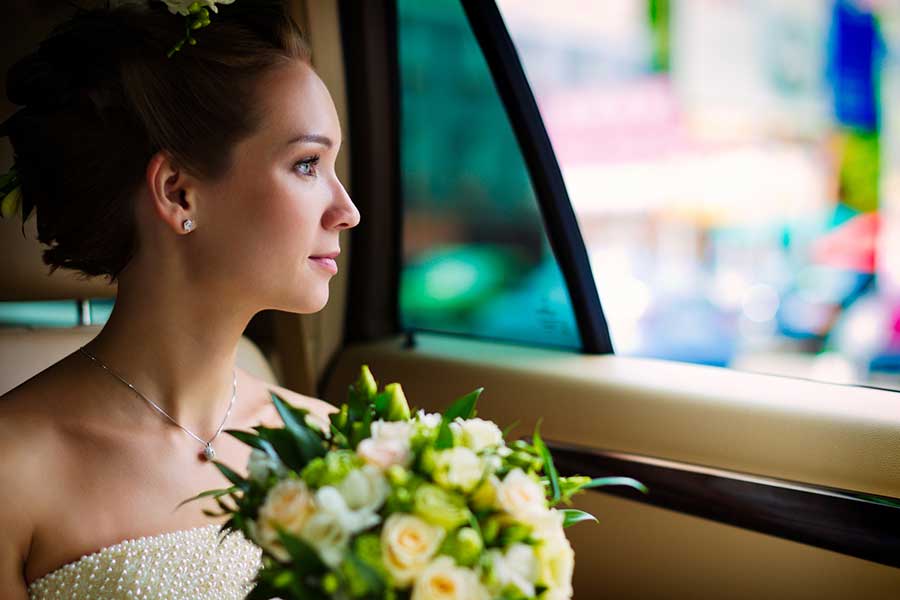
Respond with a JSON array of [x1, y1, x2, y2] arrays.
[[27, 524, 263, 599]]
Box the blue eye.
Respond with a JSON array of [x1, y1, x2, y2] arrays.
[[294, 155, 320, 177]]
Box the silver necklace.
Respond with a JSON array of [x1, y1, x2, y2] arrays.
[[77, 345, 236, 461]]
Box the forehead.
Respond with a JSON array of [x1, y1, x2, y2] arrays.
[[248, 60, 341, 149]]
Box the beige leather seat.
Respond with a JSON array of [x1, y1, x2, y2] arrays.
[[0, 215, 278, 396]]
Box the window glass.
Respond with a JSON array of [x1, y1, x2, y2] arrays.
[[397, 0, 582, 349], [498, 0, 900, 389], [0, 298, 114, 327]]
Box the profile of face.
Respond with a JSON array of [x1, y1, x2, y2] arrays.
[[145, 60, 360, 315]]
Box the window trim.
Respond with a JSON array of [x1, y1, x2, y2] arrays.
[[459, 0, 613, 354]]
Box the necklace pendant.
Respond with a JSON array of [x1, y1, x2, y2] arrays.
[[203, 443, 216, 461]]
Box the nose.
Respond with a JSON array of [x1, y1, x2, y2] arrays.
[[324, 178, 360, 231]]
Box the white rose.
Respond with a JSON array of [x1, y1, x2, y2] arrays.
[[535, 528, 574, 599], [412, 555, 489, 600], [254, 479, 315, 561], [162, 0, 235, 16], [381, 513, 445, 587], [457, 418, 504, 452], [433, 446, 484, 493], [314, 485, 381, 535], [415, 409, 442, 430], [370, 419, 413, 443], [299, 486, 379, 568], [487, 543, 537, 597], [337, 465, 389, 513], [497, 468, 547, 523], [246, 449, 286, 485], [357, 437, 412, 470]]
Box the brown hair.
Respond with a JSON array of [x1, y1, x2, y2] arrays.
[[3, 0, 310, 282]]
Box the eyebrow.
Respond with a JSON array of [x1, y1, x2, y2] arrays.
[[286, 133, 334, 148]]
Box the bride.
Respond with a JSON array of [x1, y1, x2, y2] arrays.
[[0, 0, 358, 597]]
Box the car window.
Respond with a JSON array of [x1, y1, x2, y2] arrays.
[[497, 0, 900, 389], [397, 0, 582, 349], [0, 298, 113, 327]]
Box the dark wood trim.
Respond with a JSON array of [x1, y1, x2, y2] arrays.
[[337, 0, 402, 345], [548, 441, 900, 568]]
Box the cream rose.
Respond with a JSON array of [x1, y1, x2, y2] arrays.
[[370, 419, 413, 443], [497, 468, 547, 523], [457, 418, 504, 453], [535, 529, 575, 599], [357, 437, 412, 470], [415, 409, 442, 430], [487, 543, 537, 597], [381, 513, 445, 587], [411, 556, 489, 600], [337, 465, 389, 513], [433, 446, 484, 493], [254, 479, 315, 561]]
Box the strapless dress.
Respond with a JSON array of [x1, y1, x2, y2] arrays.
[[26, 524, 264, 599]]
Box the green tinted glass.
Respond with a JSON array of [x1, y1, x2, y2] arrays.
[[397, 0, 581, 349]]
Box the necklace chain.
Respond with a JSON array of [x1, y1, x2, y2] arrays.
[[77, 345, 236, 461]]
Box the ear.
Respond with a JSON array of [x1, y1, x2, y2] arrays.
[[145, 151, 199, 234]]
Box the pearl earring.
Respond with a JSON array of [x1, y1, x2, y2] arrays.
[[182, 218, 194, 232]]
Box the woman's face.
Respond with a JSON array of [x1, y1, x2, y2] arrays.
[[196, 60, 359, 314]]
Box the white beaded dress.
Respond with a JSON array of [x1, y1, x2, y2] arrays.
[[26, 524, 264, 599]]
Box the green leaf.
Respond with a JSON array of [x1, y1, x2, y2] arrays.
[[174, 485, 238, 510], [273, 526, 328, 577], [254, 426, 306, 471], [579, 477, 649, 495], [501, 420, 520, 439], [211, 460, 250, 493], [436, 388, 482, 449], [270, 392, 328, 465], [533, 420, 560, 503], [560, 508, 599, 528]]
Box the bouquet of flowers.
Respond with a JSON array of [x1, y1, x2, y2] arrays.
[[183, 365, 647, 599]]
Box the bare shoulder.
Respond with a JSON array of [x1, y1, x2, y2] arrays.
[[238, 368, 337, 431], [0, 388, 58, 585]]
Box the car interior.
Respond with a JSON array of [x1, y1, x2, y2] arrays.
[[2, 0, 899, 598]]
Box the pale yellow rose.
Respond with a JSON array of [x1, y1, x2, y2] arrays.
[[486, 543, 537, 597], [497, 468, 546, 523], [357, 437, 412, 470], [457, 418, 504, 453], [370, 419, 413, 443], [381, 513, 445, 587], [254, 479, 315, 561], [337, 464, 389, 513], [433, 446, 483, 493], [535, 530, 574, 599], [411, 555, 489, 600]]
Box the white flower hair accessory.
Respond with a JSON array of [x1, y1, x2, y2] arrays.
[[161, 0, 237, 57]]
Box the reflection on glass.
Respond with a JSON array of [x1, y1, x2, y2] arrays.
[[498, 0, 900, 388], [397, 0, 581, 349]]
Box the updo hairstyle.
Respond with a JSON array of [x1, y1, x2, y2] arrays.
[[2, 0, 310, 282]]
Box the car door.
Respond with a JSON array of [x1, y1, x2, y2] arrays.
[[312, 0, 900, 598]]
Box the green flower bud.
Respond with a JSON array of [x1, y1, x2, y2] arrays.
[[321, 450, 363, 486], [482, 517, 501, 545], [356, 365, 378, 400], [322, 573, 339, 594], [383, 383, 411, 421], [386, 465, 409, 487], [418, 446, 437, 475], [188, 2, 202, 13], [499, 523, 532, 546], [300, 457, 326, 487], [354, 533, 386, 574], [454, 527, 483, 566], [413, 483, 470, 531]]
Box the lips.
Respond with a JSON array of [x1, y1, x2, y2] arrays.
[[309, 251, 339, 274]]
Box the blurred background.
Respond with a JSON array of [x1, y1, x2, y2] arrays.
[[398, 0, 900, 391]]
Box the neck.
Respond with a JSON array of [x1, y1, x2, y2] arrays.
[[81, 274, 257, 439]]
